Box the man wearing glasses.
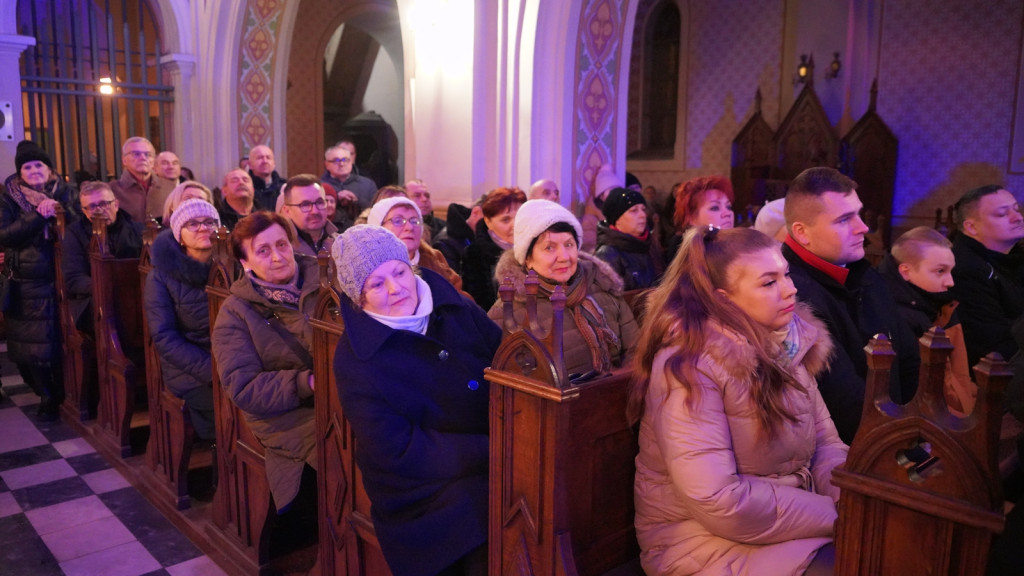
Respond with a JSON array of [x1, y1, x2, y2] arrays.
[[281, 174, 338, 260], [321, 143, 377, 210], [108, 136, 174, 223], [62, 181, 144, 332]]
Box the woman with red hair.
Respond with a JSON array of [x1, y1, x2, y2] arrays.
[[666, 176, 735, 263]]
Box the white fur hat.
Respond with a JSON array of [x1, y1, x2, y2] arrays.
[[592, 164, 619, 199], [512, 199, 584, 265], [367, 196, 422, 228], [754, 198, 786, 240]]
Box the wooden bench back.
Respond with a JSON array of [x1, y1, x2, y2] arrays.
[[310, 252, 392, 576], [53, 206, 97, 422], [833, 328, 1011, 575], [486, 273, 640, 576], [206, 226, 272, 570], [90, 214, 147, 457]]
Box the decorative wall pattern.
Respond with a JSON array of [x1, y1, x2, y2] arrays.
[[237, 0, 285, 154], [573, 0, 627, 202], [879, 0, 1024, 221]]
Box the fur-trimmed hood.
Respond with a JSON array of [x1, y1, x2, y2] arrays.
[[151, 228, 212, 287], [492, 249, 625, 300], [700, 303, 833, 382]]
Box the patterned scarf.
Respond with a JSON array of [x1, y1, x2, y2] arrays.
[[536, 269, 619, 373], [7, 177, 55, 213], [249, 271, 302, 308]]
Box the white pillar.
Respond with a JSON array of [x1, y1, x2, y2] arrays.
[[159, 53, 197, 168], [0, 34, 36, 173]]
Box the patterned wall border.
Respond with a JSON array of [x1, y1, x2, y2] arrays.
[[237, 0, 284, 154], [573, 0, 627, 201]]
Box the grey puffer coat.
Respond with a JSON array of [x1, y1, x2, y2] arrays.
[[212, 258, 319, 511]]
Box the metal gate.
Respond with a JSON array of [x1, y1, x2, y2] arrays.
[[18, 0, 172, 184]]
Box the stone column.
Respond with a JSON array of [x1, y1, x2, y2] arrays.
[[0, 34, 36, 172], [159, 53, 197, 172]]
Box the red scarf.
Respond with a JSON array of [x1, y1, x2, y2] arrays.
[[784, 234, 849, 285]]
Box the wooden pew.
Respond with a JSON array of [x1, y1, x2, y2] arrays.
[[311, 253, 392, 576], [833, 328, 1010, 575], [205, 226, 274, 573], [138, 222, 213, 510], [485, 274, 641, 575], [90, 214, 149, 457], [54, 206, 97, 423]]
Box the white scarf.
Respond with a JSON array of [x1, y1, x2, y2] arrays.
[[365, 275, 434, 335]]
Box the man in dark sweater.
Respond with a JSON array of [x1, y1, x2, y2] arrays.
[[782, 167, 919, 444]]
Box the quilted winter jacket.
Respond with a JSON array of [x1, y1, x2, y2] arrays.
[[634, 306, 848, 575], [144, 229, 213, 398], [594, 222, 658, 291], [212, 258, 319, 511], [488, 250, 639, 375]]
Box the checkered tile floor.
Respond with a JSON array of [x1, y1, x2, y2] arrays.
[[0, 342, 226, 576]]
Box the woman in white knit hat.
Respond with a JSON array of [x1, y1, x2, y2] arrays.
[[144, 197, 221, 439], [488, 199, 639, 379], [331, 225, 501, 576], [368, 196, 467, 296]]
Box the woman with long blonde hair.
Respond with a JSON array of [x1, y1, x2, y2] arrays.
[[630, 226, 847, 575]]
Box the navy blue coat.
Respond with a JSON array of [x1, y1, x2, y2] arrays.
[[334, 268, 502, 576]]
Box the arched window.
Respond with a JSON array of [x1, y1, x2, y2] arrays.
[[628, 0, 681, 159]]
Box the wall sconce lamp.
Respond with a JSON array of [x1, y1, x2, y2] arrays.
[[98, 77, 114, 96], [825, 52, 841, 80], [793, 54, 810, 86]]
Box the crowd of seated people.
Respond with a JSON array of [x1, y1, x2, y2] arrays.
[[7, 131, 1024, 575]]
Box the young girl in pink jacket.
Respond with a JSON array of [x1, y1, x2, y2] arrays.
[[630, 226, 848, 575]]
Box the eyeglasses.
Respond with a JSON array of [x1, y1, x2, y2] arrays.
[[326, 157, 351, 165], [182, 218, 219, 232], [286, 198, 327, 213], [126, 150, 154, 159], [82, 200, 115, 213], [385, 216, 422, 228]]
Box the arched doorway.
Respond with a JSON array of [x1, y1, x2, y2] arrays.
[[16, 0, 172, 182]]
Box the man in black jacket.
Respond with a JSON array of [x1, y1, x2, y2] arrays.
[[949, 184, 1024, 371], [782, 167, 919, 444], [63, 181, 144, 333]]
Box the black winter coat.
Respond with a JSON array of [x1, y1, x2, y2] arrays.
[[783, 243, 920, 444], [63, 210, 143, 328], [432, 203, 473, 275], [0, 174, 75, 365], [949, 234, 1024, 370], [594, 222, 657, 291], [334, 269, 502, 576], [144, 230, 213, 398], [461, 220, 506, 310]]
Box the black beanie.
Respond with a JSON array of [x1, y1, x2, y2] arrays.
[[15, 140, 53, 173], [601, 187, 646, 227]]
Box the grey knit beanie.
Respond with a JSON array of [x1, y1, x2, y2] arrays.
[[169, 198, 220, 242], [332, 224, 410, 303]]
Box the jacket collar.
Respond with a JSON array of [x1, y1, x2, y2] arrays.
[[340, 268, 467, 360], [151, 228, 212, 285], [784, 234, 849, 285], [706, 304, 833, 380]]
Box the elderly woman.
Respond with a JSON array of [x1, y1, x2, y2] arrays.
[[0, 140, 75, 420], [594, 187, 659, 291], [463, 186, 527, 309], [489, 200, 638, 379], [161, 180, 214, 223], [367, 196, 465, 293], [332, 225, 501, 576], [211, 211, 318, 544], [144, 199, 221, 440], [630, 227, 847, 576]]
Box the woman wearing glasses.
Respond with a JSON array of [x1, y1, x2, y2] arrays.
[[144, 198, 222, 439], [368, 196, 466, 295], [630, 227, 847, 576], [0, 140, 76, 419]]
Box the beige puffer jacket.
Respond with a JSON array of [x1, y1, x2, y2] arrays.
[[634, 306, 848, 575]]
